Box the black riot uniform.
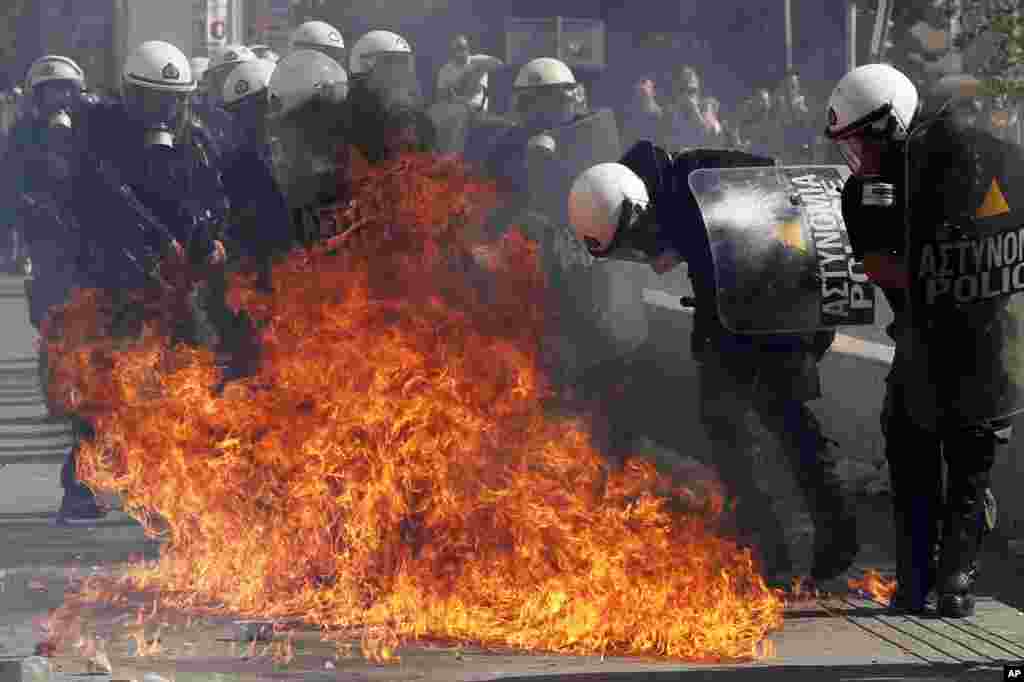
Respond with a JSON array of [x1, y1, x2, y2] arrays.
[[0, 86, 113, 522], [220, 88, 292, 289], [50, 98, 256, 523], [842, 108, 1011, 616], [620, 141, 858, 583]]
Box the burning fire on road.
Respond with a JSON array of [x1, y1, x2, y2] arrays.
[[41, 153, 784, 662]]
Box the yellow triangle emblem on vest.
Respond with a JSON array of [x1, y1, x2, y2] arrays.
[[976, 178, 1010, 218]]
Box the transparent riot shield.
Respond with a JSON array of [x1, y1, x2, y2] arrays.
[[688, 164, 875, 334], [904, 108, 1024, 426]]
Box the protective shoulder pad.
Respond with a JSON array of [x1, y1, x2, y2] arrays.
[[619, 140, 672, 197]]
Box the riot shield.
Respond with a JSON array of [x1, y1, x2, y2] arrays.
[[688, 164, 875, 334], [364, 57, 424, 114], [904, 111, 1024, 427]]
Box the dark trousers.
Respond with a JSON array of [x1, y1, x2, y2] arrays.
[[696, 345, 850, 575], [882, 375, 1007, 601], [60, 416, 96, 500]]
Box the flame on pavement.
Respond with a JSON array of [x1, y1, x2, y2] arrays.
[[848, 569, 898, 604], [42, 153, 784, 662]]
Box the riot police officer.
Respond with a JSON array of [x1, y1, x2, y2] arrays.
[[5, 55, 88, 325], [266, 49, 350, 247], [220, 57, 291, 289], [2, 55, 105, 523], [289, 20, 345, 64], [345, 30, 435, 163], [825, 63, 1012, 617], [484, 57, 650, 469], [567, 147, 858, 585]]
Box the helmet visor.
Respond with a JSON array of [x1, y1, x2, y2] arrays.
[[124, 85, 190, 130], [835, 132, 888, 178], [33, 79, 80, 116], [362, 51, 413, 75]]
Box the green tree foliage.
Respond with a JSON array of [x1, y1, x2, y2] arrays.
[[954, 0, 1024, 98]]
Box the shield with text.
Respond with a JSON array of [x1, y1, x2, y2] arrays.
[[689, 164, 876, 334]]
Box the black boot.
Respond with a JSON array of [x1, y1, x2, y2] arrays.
[[57, 420, 108, 525], [879, 385, 943, 613], [888, 513, 938, 614], [935, 420, 1005, 619], [888, 475, 942, 613], [936, 516, 982, 617]]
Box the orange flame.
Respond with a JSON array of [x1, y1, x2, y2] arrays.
[[43, 153, 784, 661], [848, 569, 898, 604]]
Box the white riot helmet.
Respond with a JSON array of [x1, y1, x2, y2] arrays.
[[206, 44, 255, 103], [512, 58, 578, 126], [290, 21, 345, 64], [568, 163, 655, 259], [514, 57, 576, 88], [222, 58, 276, 110], [122, 40, 196, 148], [267, 49, 348, 120], [349, 30, 412, 76], [25, 55, 85, 129], [824, 63, 919, 177], [210, 44, 256, 72]]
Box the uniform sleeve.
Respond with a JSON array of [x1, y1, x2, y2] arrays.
[[840, 175, 903, 260]]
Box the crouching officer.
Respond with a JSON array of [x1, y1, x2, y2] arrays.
[[567, 146, 859, 585], [825, 63, 1012, 617]]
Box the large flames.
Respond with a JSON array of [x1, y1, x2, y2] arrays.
[[42, 153, 784, 661]]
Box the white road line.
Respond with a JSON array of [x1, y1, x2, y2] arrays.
[[641, 289, 895, 365]]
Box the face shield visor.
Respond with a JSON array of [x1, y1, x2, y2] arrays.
[[826, 102, 898, 178], [32, 79, 82, 128], [583, 198, 667, 263], [359, 51, 414, 78], [515, 85, 576, 128], [123, 84, 191, 147], [271, 114, 345, 205]]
